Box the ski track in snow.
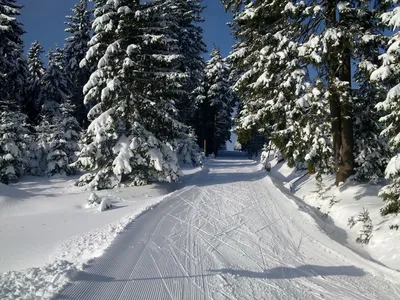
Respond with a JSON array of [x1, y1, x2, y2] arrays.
[[55, 155, 400, 300]]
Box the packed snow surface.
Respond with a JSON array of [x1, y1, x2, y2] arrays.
[[51, 152, 400, 300], [0, 166, 200, 299]]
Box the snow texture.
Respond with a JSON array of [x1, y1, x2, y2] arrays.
[[54, 153, 400, 300]]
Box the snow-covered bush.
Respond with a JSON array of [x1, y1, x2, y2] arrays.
[[86, 193, 112, 211], [98, 198, 112, 212], [87, 192, 101, 207]]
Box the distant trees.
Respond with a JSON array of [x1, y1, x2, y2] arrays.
[[195, 46, 233, 156]]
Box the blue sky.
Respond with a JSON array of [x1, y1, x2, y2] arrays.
[[18, 0, 234, 60]]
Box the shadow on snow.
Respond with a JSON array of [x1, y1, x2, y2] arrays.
[[65, 264, 365, 284]]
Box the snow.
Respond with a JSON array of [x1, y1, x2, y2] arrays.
[[385, 154, 400, 178], [371, 65, 392, 82], [3, 154, 400, 299], [98, 197, 112, 212], [54, 154, 400, 299], [382, 7, 400, 30], [265, 152, 400, 272], [0, 167, 200, 299]]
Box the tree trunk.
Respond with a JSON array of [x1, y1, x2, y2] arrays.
[[213, 113, 218, 156], [330, 89, 342, 176], [337, 46, 353, 184], [326, 0, 354, 185]]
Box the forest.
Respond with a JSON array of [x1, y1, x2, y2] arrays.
[[0, 0, 234, 190], [2, 0, 400, 220], [226, 0, 400, 218]]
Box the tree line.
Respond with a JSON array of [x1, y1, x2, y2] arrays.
[[0, 0, 234, 189], [222, 0, 400, 217]]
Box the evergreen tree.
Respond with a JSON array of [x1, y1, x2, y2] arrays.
[[47, 100, 81, 176], [0, 0, 26, 108], [173, 0, 206, 125], [284, 1, 355, 183], [38, 47, 70, 124], [352, 2, 389, 183], [26, 41, 45, 124], [371, 3, 400, 214], [225, 0, 390, 184], [196, 46, 232, 156], [64, 0, 92, 128], [225, 0, 309, 164], [176, 130, 201, 165], [0, 1, 32, 182], [75, 0, 186, 189], [0, 107, 30, 184]]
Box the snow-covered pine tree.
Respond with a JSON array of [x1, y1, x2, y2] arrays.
[[371, 3, 400, 215], [64, 0, 92, 128], [38, 47, 70, 125], [226, 0, 309, 165], [136, 0, 188, 143], [0, 0, 26, 108], [47, 100, 81, 176], [172, 0, 206, 125], [26, 41, 45, 124], [283, 1, 355, 183], [176, 129, 201, 165], [0, 1, 33, 182], [75, 0, 185, 189], [352, 1, 389, 184], [0, 101, 30, 184], [196, 46, 232, 156], [295, 80, 333, 174]]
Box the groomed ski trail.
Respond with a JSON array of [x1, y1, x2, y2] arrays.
[[56, 153, 400, 300]]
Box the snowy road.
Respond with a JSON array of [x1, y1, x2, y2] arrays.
[[56, 153, 400, 300]]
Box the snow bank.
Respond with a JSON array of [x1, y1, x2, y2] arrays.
[[0, 165, 201, 299], [0, 261, 76, 300], [263, 154, 400, 271], [0, 193, 171, 300], [53, 195, 170, 266]]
